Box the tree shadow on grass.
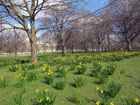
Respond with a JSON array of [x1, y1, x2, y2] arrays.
[[73, 72, 81, 75], [125, 75, 133, 78], [135, 84, 140, 90], [54, 75, 60, 78], [85, 98, 96, 104], [66, 97, 83, 105], [69, 83, 76, 88], [93, 80, 101, 84], [42, 80, 47, 84], [67, 97, 73, 102], [86, 73, 93, 77]]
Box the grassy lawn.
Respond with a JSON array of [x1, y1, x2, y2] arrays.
[[0, 52, 140, 105]]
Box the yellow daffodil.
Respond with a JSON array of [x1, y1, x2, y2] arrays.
[[44, 89, 48, 93], [110, 101, 114, 105], [0, 76, 4, 81], [96, 101, 100, 105], [46, 96, 50, 101], [134, 98, 139, 103], [96, 87, 99, 91], [35, 89, 39, 94], [100, 89, 104, 94], [19, 73, 21, 77], [39, 98, 43, 103], [16, 75, 20, 79]]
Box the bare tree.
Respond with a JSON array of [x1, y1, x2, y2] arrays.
[[40, 2, 82, 56], [0, 0, 87, 62], [110, 0, 140, 51]]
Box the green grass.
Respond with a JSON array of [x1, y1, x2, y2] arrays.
[[0, 53, 140, 105]]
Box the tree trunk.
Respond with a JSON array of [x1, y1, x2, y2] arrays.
[[97, 43, 101, 52], [101, 43, 104, 51], [107, 34, 110, 51], [14, 34, 17, 57], [71, 45, 74, 54], [82, 42, 88, 52], [29, 35, 38, 63], [15, 48, 17, 57], [126, 42, 130, 51], [130, 41, 134, 49], [29, 17, 38, 63], [61, 32, 67, 56], [62, 44, 66, 56]]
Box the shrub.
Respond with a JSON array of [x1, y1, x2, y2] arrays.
[[55, 78, 66, 90], [74, 77, 86, 88]]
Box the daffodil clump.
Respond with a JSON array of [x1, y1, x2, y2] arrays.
[[10, 89, 26, 105], [26, 71, 38, 81], [34, 88, 56, 105], [96, 87, 109, 105], [57, 65, 67, 78], [8, 64, 20, 72], [97, 72, 108, 84], [42, 64, 49, 72], [76, 62, 86, 74], [125, 98, 140, 105], [69, 64, 76, 71], [45, 68, 54, 85], [92, 61, 103, 77], [70, 91, 83, 104], [103, 64, 117, 75], [96, 100, 115, 105], [16, 73, 26, 88], [96, 82, 121, 105], [55, 78, 66, 90], [0, 76, 8, 88], [108, 82, 121, 98], [74, 77, 86, 88], [101, 51, 139, 62], [21, 63, 36, 71], [94, 63, 117, 84]]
